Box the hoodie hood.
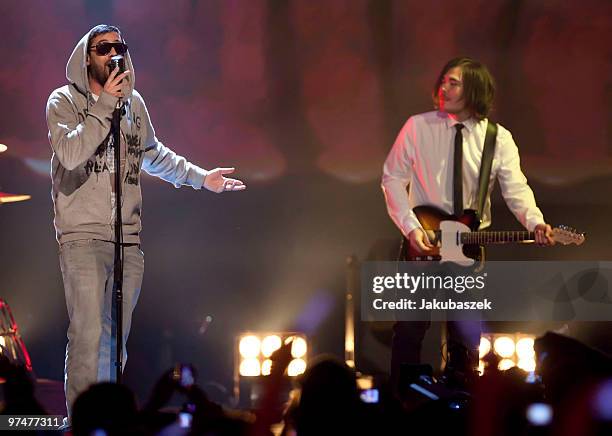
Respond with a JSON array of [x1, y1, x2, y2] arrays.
[[66, 26, 135, 98]]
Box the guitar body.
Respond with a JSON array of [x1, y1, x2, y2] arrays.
[[402, 206, 482, 265]]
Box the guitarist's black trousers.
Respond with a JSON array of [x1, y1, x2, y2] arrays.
[[390, 249, 480, 390], [391, 318, 481, 387]]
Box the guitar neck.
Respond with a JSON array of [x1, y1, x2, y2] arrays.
[[461, 231, 535, 245]]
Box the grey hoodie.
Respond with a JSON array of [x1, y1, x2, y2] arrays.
[[47, 27, 207, 244]]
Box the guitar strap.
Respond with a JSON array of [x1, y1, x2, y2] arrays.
[[476, 120, 498, 221]]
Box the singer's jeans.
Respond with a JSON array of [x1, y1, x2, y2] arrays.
[[59, 239, 143, 418]]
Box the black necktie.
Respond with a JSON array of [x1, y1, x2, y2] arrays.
[[453, 124, 465, 217]]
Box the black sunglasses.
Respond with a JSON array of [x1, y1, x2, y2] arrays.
[[88, 41, 128, 56]]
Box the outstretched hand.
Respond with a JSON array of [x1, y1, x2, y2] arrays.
[[203, 167, 246, 193]]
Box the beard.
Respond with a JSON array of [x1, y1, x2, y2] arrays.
[[88, 61, 110, 88]]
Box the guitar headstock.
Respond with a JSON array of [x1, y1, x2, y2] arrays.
[[552, 226, 586, 246]]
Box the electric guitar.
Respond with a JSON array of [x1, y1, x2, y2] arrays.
[[402, 205, 585, 266]]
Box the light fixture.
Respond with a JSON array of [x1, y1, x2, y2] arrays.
[[516, 337, 535, 360], [287, 359, 307, 377], [239, 335, 261, 360], [261, 359, 273, 376], [498, 358, 516, 371], [261, 335, 282, 358], [239, 358, 261, 377], [234, 332, 309, 408], [479, 337, 491, 358], [290, 336, 307, 358], [494, 336, 516, 359], [236, 332, 308, 378], [479, 333, 537, 375], [517, 357, 536, 372]]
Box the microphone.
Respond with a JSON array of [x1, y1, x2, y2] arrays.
[[110, 55, 126, 109], [110, 55, 126, 77]]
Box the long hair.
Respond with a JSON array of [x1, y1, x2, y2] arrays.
[[432, 57, 495, 120]]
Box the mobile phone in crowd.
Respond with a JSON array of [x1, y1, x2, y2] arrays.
[[360, 388, 380, 403], [178, 412, 192, 429], [172, 363, 195, 388]]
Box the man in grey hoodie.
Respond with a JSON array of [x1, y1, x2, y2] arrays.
[[46, 24, 245, 419]]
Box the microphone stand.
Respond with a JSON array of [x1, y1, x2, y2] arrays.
[[111, 100, 124, 384]]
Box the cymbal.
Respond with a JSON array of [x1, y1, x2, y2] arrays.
[[0, 192, 31, 204]]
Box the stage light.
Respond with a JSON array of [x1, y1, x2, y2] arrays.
[[239, 335, 260, 359], [288, 359, 307, 377], [239, 358, 261, 377], [479, 337, 491, 358], [479, 333, 537, 375], [494, 336, 515, 358], [261, 359, 273, 376], [290, 336, 307, 358], [498, 358, 516, 371], [518, 357, 536, 372], [236, 332, 307, 379], [356, 375, 373, 390], [0, 144, 7, 153], [261, 335, 281, 358], [345, 339, 355, 353], [516, 337, 535, 360]]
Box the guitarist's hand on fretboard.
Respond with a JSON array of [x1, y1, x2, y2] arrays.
[[534, 223, 556, 246]]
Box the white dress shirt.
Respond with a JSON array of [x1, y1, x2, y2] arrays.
[[382, 110, 545, 236]]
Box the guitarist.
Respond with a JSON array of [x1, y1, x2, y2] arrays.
[[381, 57, 554, 391]]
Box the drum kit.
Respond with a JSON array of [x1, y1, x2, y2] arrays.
[[0, 143, 31, 205], [0, 143, 33, 371]]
